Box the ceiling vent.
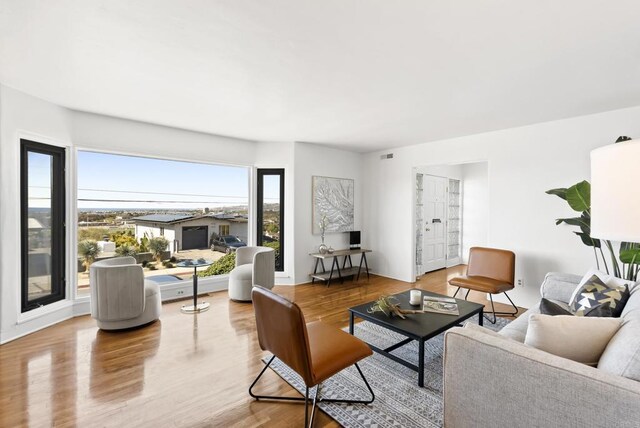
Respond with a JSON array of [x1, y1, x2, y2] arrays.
[[380, 153, 394, 160]]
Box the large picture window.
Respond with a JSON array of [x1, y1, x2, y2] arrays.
[[21, 140, 66, 312], [257, 169, 284, 271], [76, 151, 249, 294]]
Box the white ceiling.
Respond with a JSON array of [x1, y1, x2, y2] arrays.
[[1, 1, 640, 152]]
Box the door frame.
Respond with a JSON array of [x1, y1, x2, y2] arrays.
[[412, 166, 468, 281], [421, 174, 448, 273]]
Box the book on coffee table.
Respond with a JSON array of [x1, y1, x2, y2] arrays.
[[422, 296, 459, 315]]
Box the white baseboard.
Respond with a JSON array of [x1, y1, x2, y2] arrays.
[[1, 277, 231, 344], [1, 302, 75, 344], [368, 271, 413, 283]]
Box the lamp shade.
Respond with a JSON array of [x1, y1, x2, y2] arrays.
[[591, 140, 640, 242]]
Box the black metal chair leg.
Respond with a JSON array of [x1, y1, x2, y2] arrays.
[[355, 363, 375, 404], [318, 363, 375, 405], [249, 357, 375, 427], [485, 294, 498, 324], [305, 387, 309, 427], [308, 384, 319, 428], [249, 355, 276, 400], [483, 292, 519, 324], [452, 287, 460, 298], [465, 289, 470, 300]]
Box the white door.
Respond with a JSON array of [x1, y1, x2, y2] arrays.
[[422, 175, 447, 272]]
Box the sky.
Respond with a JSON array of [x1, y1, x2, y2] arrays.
[[73, 151, 278, 210]]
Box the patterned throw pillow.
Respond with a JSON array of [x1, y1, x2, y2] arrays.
[[571, 275, 630, 317]]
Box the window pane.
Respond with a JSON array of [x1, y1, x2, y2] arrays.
[[257, 170, 284, 271], [76, 151, 249, 294], [22, 140, 65, 312], [27, 152, 53, 301]]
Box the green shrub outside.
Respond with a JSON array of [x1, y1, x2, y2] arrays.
[[115, 244, 138, 257], [149, 236, 169, 262], [110, 229, 138, 248], [264, 241, 281, 267], [78, 228, 110, 242], [198, 252, 236, 277], [78, 239, 100, 269], [264, 241, 280, 251]]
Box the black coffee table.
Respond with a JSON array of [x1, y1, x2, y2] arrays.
[[348, 289, 484, 387]]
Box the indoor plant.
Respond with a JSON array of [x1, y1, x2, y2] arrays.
[[547, 180, 640, 281]]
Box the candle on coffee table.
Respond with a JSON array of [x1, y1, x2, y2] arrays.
[[409, 290, 422, 305]]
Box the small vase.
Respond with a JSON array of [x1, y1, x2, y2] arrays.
[[318, 234, 328, 254]]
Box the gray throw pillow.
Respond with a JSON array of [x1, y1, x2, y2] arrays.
[[540, 298, 611, 317]]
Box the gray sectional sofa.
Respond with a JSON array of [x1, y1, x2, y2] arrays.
[[443, 272, 640, 427]]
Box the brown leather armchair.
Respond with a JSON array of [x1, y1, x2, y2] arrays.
[[448, 247, 518, 324], [250, 286, 374, 427]]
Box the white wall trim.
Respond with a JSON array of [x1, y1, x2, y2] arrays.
[[1, 303, 75, 344], [1, 277, 232, 343]]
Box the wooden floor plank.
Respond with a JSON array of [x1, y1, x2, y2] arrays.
[[0, 265, 523, 427]]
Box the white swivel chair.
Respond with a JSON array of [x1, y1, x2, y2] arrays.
[[90, 256, 161, 330], [228, 247, 275, 302]]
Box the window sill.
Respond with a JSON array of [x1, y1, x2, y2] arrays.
[[16, 299, 74, 325]]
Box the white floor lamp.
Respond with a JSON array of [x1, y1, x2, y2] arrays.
[[591, 139, 640, 242]]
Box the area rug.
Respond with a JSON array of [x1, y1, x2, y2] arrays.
[[263, 315, 510, 428]]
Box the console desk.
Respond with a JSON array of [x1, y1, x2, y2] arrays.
[[309, 248, 371, 286]]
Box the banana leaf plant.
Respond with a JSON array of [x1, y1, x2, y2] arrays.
[[547, 180, 640, 281]]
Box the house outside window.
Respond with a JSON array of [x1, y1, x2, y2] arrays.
[[76, 150, 249, 295]]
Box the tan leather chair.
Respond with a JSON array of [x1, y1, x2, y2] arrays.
[[448, 247, 518, 324], [250, 286, 374, 427]]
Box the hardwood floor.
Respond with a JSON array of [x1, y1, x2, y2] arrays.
[[0, 266, 524, 427]]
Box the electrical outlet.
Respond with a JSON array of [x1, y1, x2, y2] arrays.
[[177, 290, 184, 295], [517, 279, 524, 287]]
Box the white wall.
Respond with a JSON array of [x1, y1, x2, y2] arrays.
[[0, 87, 365, 342], [461, 162, 489, 263], [69, 110, 257, 166], [415, 164, 462, 180], [293, 142, 363, 284], [0, 86, 261, 343], [0, 85, 74, 343], [6, 80, 640, 339], [363, 105, 640, 308], [254, 141, 296, 284]]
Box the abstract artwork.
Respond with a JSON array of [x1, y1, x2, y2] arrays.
[[312, 176, 354, 234]]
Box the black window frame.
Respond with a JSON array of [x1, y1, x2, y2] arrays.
[[21, 139, 66, 312], [256, 168, 285, 272]]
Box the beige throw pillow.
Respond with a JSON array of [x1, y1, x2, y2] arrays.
[[525, 314, 622, 366]]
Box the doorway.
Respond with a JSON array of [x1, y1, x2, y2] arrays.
[[416, 173, 461, 275], [414, 162, 488, 280]]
